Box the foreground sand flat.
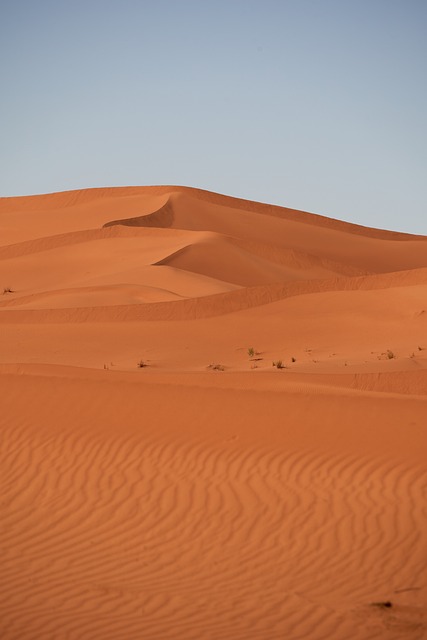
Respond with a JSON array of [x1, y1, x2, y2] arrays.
[[1, 187, 426, 639]]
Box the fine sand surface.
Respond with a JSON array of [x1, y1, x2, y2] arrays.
[[1, 186, 427, 639]]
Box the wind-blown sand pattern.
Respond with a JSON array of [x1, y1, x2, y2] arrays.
[[1, 186, 426, 639]]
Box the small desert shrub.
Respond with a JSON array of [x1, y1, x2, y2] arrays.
[[386, 350, 395, 360], [248, 347, 255, 358], [291, 357, 296, 363], [3, 287, 13, 294], [370, 601, 393, 609], [272, 360, 285, 369], [137, 360, 148, 368], [207, 363, 225, 371]]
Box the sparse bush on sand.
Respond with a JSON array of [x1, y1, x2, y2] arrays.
[[137, 360, 148, 368], [370, 601, 393, 609], [377, 350, 397, 361], [207, 363, 225, 371], [272, 360, 285, 369], [248, 347, 255, 358], [3, 287, 13, 294]]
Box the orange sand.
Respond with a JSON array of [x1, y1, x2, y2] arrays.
[[1, 186, 426, 639]]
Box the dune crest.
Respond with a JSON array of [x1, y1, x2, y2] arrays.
[[1, 185, 426, 639]]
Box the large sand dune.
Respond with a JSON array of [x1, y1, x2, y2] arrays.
[[1, 186, 426, 639]]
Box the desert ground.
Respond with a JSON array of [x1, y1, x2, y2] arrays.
[[1, 186, 426, 639]]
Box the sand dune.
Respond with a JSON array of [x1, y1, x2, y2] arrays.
[[1, 186, 426, 639]]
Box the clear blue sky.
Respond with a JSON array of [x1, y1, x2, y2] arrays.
[[1, 0, 426, 233]]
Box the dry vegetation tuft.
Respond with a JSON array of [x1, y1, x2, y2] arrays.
[[272, 360, 285, 369], [207, 363, 225, 371]]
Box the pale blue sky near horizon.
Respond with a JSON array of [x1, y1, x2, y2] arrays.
[[1, 0, 426, 234]]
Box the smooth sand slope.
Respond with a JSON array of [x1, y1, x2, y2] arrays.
[[1, 186, 427, 639]]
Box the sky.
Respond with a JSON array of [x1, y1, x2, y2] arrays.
[[1, 0, 426, 234]]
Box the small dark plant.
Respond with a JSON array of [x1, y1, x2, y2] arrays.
[[137, 360, 148, 368], [248, 347, 255, 358], [272, 360, 285, 369], [3, 287, 13, 294], [386, 350, 395, 360], [370, 601, 392, 609], [291, 357, 296, 363], [207, 363, 225, 371]]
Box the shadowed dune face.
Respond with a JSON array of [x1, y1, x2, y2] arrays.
[[103, 198, 175, 229], [1, 186, 427, 639]]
